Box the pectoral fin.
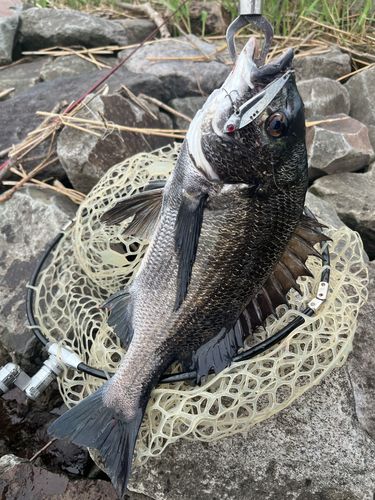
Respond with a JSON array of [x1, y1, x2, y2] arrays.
[[174, 191, 208, 310], [101, 183, 165, 239]]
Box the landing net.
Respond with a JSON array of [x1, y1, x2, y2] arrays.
[[31, 144, 368, 466]]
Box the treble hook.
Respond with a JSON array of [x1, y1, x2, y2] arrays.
[[226, 0, 274, 67]]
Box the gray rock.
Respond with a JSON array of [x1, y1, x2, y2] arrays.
[[0, 14, 19, 66], [306, 113, 374, 181], [0, 57, 53, 100], [18, 8, 128, 50], [114, 18, 156, 46], [0, 454, 28, 476], [345, 65, 375, 151], [305, 191, 345, 229], [40, 55, 98, 82], [119, 35, 230, 101], [0, 461, 119, 499], [0, 68, 164, 180], [128, 368, 375, 500], [294, 46, 351, 82], [168, 96, 206, 129], [348, 260, 375, 441], [297, 77, 350, 119], [57, 93, 173, 193], [310, 163, 375, 259], [0, 187, 76, 369]]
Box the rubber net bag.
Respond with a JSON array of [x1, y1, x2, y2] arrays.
[[30, 144, 369, 466]]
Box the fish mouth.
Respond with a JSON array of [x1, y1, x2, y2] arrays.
[[249, 39, 294, 87]]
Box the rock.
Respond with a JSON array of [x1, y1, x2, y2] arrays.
[[0, 461, 119, 499], [168, 96, 206, 129], [0, 187, 76, 368], [189, 1, 231, 36], [0, 454, 27, 476], [297, 77, 350, 119], [18, 8, 128, 50], [306, 113, 374, 181], [0, 14, 19, 66], [305, 191, 345, 229], [57, 93, 173, 193], [114, 18, 156, 46], [128, 368, 375, 499], [310, 163, 375, 259], [0, 0, 22, 19], [0, 57, 53, 101], [347, 261, 375, 442], [345, 65, 375, 151], [40, 55, 98, 82], [119, 35, 230, 101], [294, 46, 351, 82], [0, 68, 164, 180]]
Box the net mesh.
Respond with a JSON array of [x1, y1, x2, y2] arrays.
[[30, 144, 368, 466]]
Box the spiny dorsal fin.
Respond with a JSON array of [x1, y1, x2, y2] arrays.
[[100, 185, 164, 239], [190, 213, 329, 381], [174, 191, 208, 310]]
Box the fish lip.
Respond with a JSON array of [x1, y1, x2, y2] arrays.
[[251, 47, 294, 85]]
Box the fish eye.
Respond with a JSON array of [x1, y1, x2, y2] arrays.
[[266, 112, 287, 138]]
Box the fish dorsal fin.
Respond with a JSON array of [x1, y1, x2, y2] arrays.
[[100, 289, 133, 349], [191, 215, 329, 382], [100, 182, 165, 239]]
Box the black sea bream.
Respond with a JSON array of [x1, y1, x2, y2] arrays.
[[49, 37, 326, 498]]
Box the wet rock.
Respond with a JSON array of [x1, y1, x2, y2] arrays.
[[168, 96, 206, 129], [306, 113, 374, 181], [348, 261, 375, 441], [0, 68, 164, 180], [0, 14, 19, 66], [305, 191, 345, 229], [18, 8, 128, 50], [57, 93, 173, 193], [0, 187, 76, 368], [189, 1, 231, 36], [310, 163, 375, 259], [294, 46, 351, 82], [114, 18, 156, 46], [0, 461, 118, 499], [345, 65, 375, 150], [297, 77, 350, 119], [0, 57, 53, 101], [40, 55, 98, 82], [119, 34, 230, 101], [128, 368, 375, 500]]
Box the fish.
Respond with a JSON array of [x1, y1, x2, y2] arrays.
[[49, 37, 326, 498]]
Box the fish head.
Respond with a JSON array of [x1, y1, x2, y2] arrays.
[[189, 38, 307, 188]]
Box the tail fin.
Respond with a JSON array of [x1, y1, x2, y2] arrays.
[[49, 385, 143, 499]]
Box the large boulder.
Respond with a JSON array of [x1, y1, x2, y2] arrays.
[[40, 55, 98, 82], [57, 93, 173, 193], [306, 113, 374, 181], [345, 65, 375, 151], [0, 186, 76, 369], [119, 35, 230, 101], [114, 18, 156, 46], [293, 46, 351, 82], [297, 77, 350, 119], [0, 14, 19, 66], [0, 57, 53, 100], [128, 368, 375, 499], [17, 8, 128, 50], [310, 163, 375, 259]]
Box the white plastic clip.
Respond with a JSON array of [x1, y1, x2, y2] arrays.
[[316, 281, 328, 301], [308, 298, 324, 311]]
